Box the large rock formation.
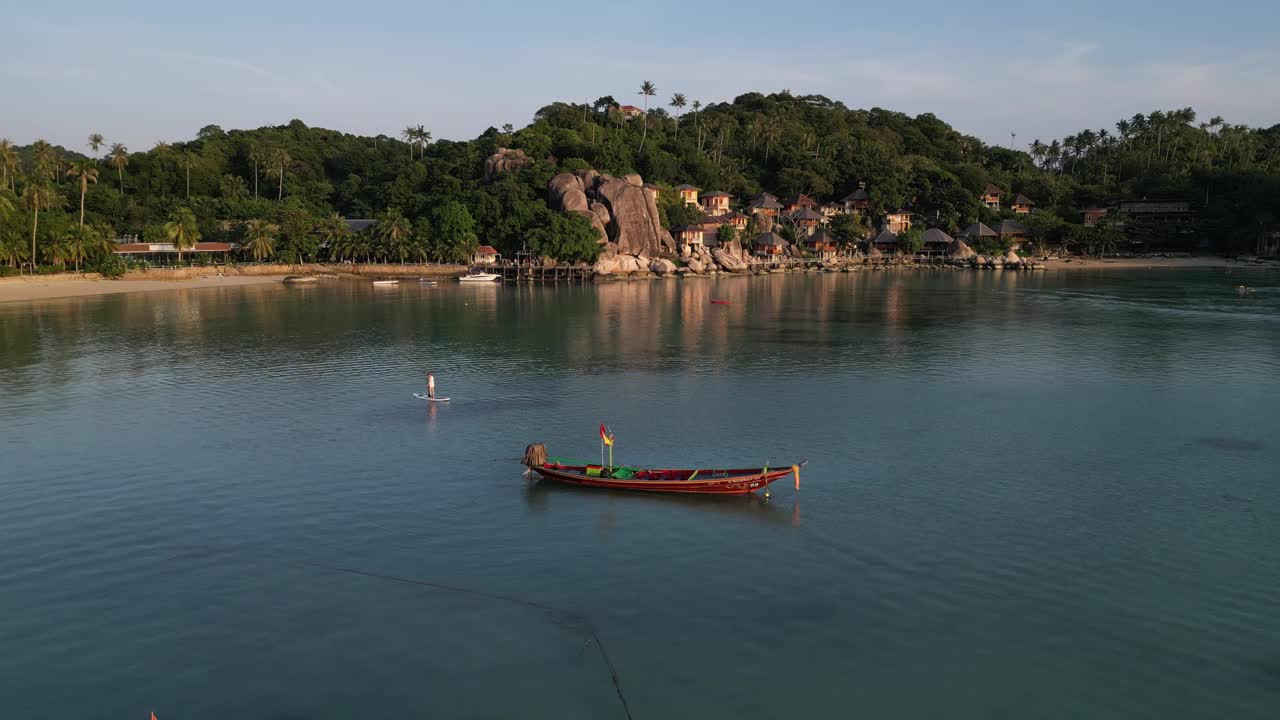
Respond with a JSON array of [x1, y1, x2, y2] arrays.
[[484, 148, 531, 180], [548, 171, 673, 261]]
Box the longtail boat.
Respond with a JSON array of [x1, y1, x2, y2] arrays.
[[522, 444, 804, 495]]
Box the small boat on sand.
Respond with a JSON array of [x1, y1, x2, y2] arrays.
[[419, 278, 438, 285], [521, 443, 803, 495]]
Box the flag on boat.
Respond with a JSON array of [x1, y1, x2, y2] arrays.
[[599, 423, 614, 446], [152, 713, 159, 720]]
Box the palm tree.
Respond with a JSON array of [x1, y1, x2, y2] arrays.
[[107, 143, 129, 192], [63, 225, 99, 272], [180, 150, 194, 198], [670, 93, 687, 140], [317, 212, 350, 259], [162, 207, 201, 264], [244, 219, 278, 262], [21, 180, 64, 272], [31, 140, 59, 181], [637, 81, 656, 152], [402, 126, 417, 159], [763, 117, 782, 163], [376, 208, 412, 261], [0, 229, 29, 269], [0, 139, 18, 192], [248, 144, 265, 199], [66, 160, 99, 227], [88, 133, 104, 155], [267, 148, 290, 200], [415, 126, 431, 159]]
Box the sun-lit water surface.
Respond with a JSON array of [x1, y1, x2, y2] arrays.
[[1, 269, 1278, 719]]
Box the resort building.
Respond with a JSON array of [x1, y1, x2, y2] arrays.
[[696, 217, 726, 246], [791, 207, 824, 234], [1011, 194, 1035, 214], [841, 187, 870, 214], [1083, 207, 1109, 226], [820, 202, 843, 219], [920, 228, 955, 256], [783, 194, 817, 215], [701, 191, 732, 215], [747, 193, 783, 217], [620, 105, 643, 120], [958, 222, 999, 245], [883, 209, 913, 235], [112, 241, 235, 261], [870, 229, 899, 254], [802, 229, 838, 259], [981, 184, 1003, 210], [675, 184, 701, 206], [752, 231, 788, 257], [473, 245, 500, 265], [991, 220, 1028, 250], [672, 225, 705, 248]]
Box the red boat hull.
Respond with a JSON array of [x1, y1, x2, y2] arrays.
[[531, 463, 797, 495]]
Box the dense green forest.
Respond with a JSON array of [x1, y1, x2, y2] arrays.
[[2, 88, 1278, 274]]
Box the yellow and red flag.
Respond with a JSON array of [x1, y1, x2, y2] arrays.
[[599, 423, 614, 446]]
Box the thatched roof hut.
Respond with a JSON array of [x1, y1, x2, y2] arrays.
[[959, 222, 999, 239]]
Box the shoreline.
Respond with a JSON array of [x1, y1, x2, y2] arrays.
[[0, 256, 1272, 304]]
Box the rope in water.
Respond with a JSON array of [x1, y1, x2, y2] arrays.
[[158, 545, 635, 720]]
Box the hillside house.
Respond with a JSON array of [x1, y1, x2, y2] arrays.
[[1083, 207, 1109, 226], [841, 187, 870, 214], [981, 184, 1003, 210], [883, 209, 913, 235], [803, 229, 838, 259], [620, 105, 643, 120], [792, 207, 824, 233], [920, 228, 955, 256], [991, 219, 1028, 250], [783, 194, 817, 214], [752, 231, 788, 257], [701, 191, 732, 215], [747, 193, 783, 217], [675, 184, 701, 206], [672, 225, 705, 248], [1011, 193, 1035, 214]]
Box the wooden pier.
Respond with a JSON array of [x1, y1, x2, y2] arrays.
[[497, 262, 594, 283]]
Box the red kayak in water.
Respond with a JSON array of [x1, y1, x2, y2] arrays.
[[711, 300, 730, 305]]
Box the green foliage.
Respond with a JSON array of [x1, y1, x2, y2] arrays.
[[897, 227, 924, 255], [91, 253, 127, 278], [972, 234, 1012, 256], [430, 201, 477, 263], [828, 213, 866, 248], [525, 209, 602, 263], [718, 224, 738, 245], [0, 265, 17, 277]]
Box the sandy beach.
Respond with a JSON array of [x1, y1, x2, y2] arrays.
[[0, 274, 282, 303]]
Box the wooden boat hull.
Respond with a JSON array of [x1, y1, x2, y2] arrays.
[[531, 463, 798, 495]]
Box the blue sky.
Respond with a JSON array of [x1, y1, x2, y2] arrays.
[[3, 0, 1278, 151]]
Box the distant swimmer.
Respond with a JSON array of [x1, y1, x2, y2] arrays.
[[1237, 283, 1253, 296]]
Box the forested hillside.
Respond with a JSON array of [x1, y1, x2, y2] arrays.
[[2, 89, 1277, 273]]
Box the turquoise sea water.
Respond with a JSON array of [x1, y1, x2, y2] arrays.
[[1, 269, 1278, 719]]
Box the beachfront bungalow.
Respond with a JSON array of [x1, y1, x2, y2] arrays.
[[721, 211, 750, 230], [112, 241, 235, 262], [783, 194, 817, 214], [841, 187, 870, 214], [1083, 207, 1109, 226], [791, 207, 824, 235], [870, 229, 899, 255], [802, 229, 839, 259], [473, 245, 500, 266], [701, 191, 732, 215], [696, 217, 727, 246], [820, 202, 843, 219], [672, 225, 705, 248], [752, 231, 788, 257], [675, 184, 701, 206], [620, 105, 643, 120], [991, 219, 1028, 250], [883, 209, 913, 235], [981, 184, 1003, 210], [747, 193, 783, 217], [1011, 194, 1035, 214], [958, 222, 999, 245], [920, 228, 955, 256]]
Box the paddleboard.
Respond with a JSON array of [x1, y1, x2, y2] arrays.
[[413, 393, 450, 402]]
